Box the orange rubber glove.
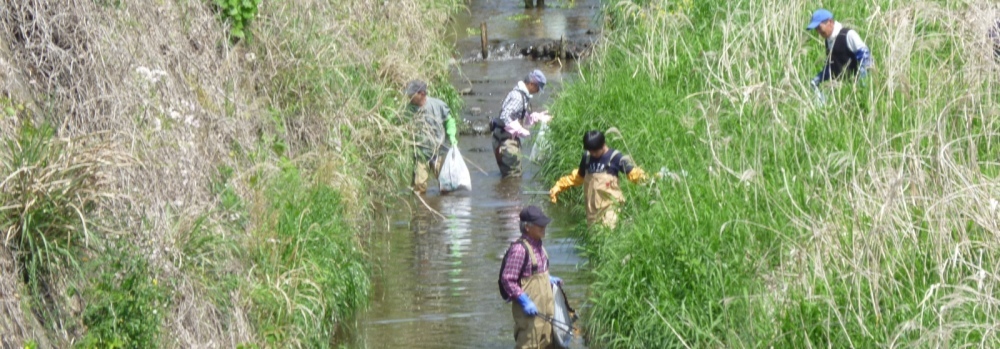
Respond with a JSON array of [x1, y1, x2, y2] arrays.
[[549, 170, 584, 203], [627, 167, 648, 184]]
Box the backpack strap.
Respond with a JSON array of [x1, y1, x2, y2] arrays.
[[608, 150, 620, 162], [519, 239, 538, 273]]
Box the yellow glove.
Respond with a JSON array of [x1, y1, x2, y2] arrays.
[[627, 167, 648, 183], [549, 170, 584, 203]]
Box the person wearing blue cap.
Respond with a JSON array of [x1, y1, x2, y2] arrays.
[[807, 9, 873, 87], [491, 69, 552, 177]]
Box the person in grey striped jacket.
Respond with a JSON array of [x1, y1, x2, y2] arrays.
[[490, 69, 551, 177]]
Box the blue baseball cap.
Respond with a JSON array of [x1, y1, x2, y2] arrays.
[[806, 9, 833, 30], [527, 69, 547, 91]]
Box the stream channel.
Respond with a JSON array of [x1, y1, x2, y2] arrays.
[[344, 1, 602, 347]]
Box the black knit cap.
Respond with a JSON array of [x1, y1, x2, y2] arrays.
[[519, 205, 551, 227]]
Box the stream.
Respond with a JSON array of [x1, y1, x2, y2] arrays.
[[342, 1, 602, 347]]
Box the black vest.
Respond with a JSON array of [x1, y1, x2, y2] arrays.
[[583, 149, 621, 176], [825, 28, 860, 80]]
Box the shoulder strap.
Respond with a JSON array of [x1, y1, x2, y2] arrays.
[[519, 239, 538, 267]]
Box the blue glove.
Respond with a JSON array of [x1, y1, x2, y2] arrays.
[[516, 293, 538, 316], [549, 275, 562, 286], [811, 83, 826, 107]]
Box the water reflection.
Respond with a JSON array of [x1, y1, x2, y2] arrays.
[[441, 195, 473, 295], [409, 194, 475, 304]]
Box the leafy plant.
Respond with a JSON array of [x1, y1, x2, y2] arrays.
[[211, 0, 261, 42], [77, 251, 168, 349]]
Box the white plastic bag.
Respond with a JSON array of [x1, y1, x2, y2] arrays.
[[529, 122, 551, 163], [439, 147, 472, 192], [551, 283, 576, 348]]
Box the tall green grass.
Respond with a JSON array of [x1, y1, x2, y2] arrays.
[[245, 160, 370, 347], [543, 0, 1000, 347]]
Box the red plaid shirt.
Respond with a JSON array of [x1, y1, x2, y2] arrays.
[[500, 235, 548, 300]]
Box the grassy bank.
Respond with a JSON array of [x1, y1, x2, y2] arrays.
[[0, 0, 462, 347], [542, 0, 1000, 347]]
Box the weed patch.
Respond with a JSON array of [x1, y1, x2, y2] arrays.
[[210, 0, 261, 42], [78, 249, 168, 349]]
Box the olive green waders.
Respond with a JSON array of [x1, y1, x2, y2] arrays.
[[413, 156, 443, 193], [584, 172, 625, 228], [511, 240, 554, 349]]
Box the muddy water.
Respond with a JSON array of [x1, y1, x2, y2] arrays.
[[345, 1, 601, 348]]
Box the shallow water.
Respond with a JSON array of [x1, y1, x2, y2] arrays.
[[341, 1, 602, 347]]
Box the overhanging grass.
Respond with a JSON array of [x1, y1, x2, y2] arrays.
[[245, 161, 370, 347], [543, 0, 1000, 347]]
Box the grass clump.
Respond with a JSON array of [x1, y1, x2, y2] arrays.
[[245, 160, 369, 347], [0, 119, 169, 347], [0, 119, 116, 343], [0, 121, 94, 296], [543, 0, 1000, 347]]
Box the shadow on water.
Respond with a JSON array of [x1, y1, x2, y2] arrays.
[[338, 1, 602, 348]]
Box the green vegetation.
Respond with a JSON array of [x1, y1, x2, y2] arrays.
[[245, 161, 369, 347], [210, 0, 261, 41], [543, 0, 1000, 347], [78, 252, 169, 349]]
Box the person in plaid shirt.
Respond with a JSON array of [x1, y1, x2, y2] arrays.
[[498, 206, 562, 348]]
